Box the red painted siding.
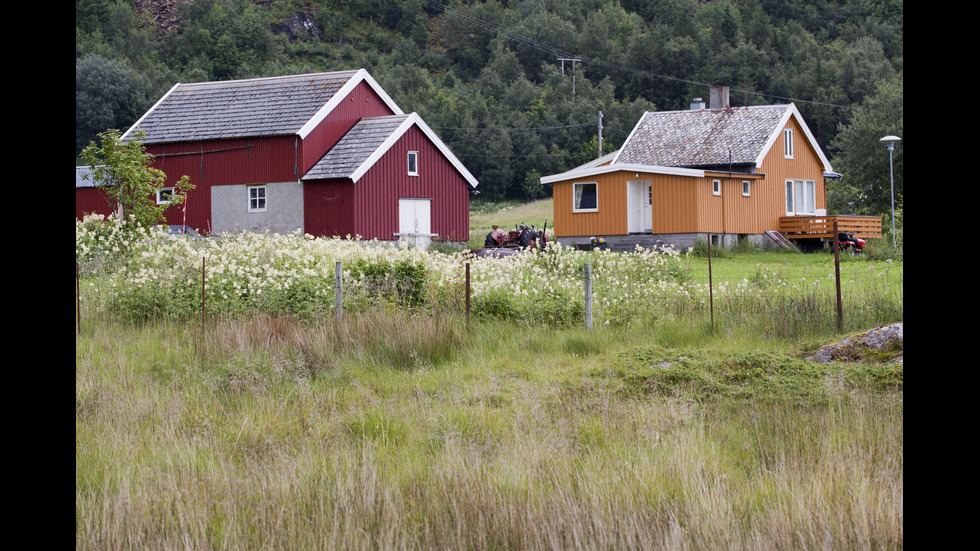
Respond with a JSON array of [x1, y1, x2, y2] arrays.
[[300, 81, 397, 176], [351, 126, 470, 242], [304, 180, 356, 237], [144, 136, 301, 233], [76, 188, 116, 219]]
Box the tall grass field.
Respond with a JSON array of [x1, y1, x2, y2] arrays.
[[76, 210, 902, 550]]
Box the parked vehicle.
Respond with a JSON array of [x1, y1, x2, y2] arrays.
[[472, 222, 548, 257], [836, 231, 866, 254], [152, 225, 203, 239]]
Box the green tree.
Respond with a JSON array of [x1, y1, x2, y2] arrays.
[[828, 77, 903, 217], [80, 129, 193, 227]]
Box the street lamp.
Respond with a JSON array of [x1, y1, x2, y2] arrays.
[[880, 135, 901, 248]]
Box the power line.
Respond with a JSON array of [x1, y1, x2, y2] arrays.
[[422, 0, 860, 112]]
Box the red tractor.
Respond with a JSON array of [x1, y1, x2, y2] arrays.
[[472, 222, 548, 257]]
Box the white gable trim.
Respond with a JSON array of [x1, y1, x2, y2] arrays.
[[297, 69, 404, 139], [120, 82, 181, 141], [611, 112, 651, 165], [349, 113, 479, 188], [540, 163, 704, 184], [755, 104, 834, 173]]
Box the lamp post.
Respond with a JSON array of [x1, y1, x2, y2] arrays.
[[880, 135, 901, 248]]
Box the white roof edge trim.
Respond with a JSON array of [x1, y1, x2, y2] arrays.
[[120, 82, 181, 141], [611, 112, 650, 165], [349, 113, 479, 188], [297, 68, 404, 139], [755, 104, 833, 173], [540, 163, 704, 184]]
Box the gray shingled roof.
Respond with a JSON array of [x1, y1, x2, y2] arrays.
[[125, 71, 361, 144], [615, 105, 790, 168], [303, 115, 410, 180]]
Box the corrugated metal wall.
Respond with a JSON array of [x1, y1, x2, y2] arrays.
[[301, 81, 397, 176], [303, 180, 356, 237], [147, 136, 300, 233], [304, 125, 471, 242], [75, 188, 116, 219]]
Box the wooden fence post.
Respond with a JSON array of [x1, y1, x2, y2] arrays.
[[833, 221, 843, 332]]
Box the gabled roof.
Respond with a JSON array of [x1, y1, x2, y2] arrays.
[[302, 113, 478, 188], [613, 103, 832, 172], [542, 104, 832, 185], [121, 69, 402, 144]]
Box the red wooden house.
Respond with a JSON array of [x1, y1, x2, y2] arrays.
[[77, 69, 478, 247]]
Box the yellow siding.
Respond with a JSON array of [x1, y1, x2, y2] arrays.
[[553, 173, 629, 237]]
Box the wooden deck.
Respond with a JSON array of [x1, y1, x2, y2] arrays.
[[779, 215, 882, 239]]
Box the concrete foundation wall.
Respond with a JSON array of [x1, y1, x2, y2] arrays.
[[211, 181, 304, 234], [557, 232, 775, 252]]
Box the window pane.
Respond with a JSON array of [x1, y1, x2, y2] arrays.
[[574, 183, 597, 210]]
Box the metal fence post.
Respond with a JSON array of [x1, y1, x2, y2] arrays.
[[465, 262, 471, 326], [335, 261, 344, 322], [584, 263, 593, 330]]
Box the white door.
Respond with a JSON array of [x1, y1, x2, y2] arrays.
[[398, 198, 433, 249], [627, 180, 652, 233]]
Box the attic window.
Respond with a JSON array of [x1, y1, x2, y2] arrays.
[[573, 182, 598, 212], [784, 129, 794, 159], [408, 151, 418, 176]]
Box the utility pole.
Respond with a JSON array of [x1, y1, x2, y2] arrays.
[[557, 57, 580, 97], [598, 111, 603, 159]]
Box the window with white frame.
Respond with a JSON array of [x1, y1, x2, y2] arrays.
[[712, 179, 721, 196], [156, 187, 174, 205], [573, 182, 598, 212], [742, 180, 751, 196], [783, 128, 794, 158], [407, 151, 419, 176], [248, 185, 267, 212], [785, 179, 815, 215]]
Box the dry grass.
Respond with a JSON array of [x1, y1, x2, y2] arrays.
[[76, 315, 902, 550]]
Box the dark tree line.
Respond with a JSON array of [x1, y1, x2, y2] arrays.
[[77, 0, 902, 213]]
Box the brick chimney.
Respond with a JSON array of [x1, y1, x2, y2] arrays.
[[709, 85, 730, 109]]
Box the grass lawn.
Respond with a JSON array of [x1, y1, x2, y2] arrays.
[[76, 312, 902, 550]]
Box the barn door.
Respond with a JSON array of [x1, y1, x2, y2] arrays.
[[627, 180, 652, 233], [398, 198, 433, 249]]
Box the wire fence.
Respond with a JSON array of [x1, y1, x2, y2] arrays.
[[77, 249, 902, 340]]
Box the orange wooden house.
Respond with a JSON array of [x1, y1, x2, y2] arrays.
[[541, 88, 879, 251]]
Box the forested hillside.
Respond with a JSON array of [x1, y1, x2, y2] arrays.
[[76, 0, 903, 213]]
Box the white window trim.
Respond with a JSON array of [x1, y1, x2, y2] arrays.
[[742, 180, 751, 197], [156, 187, 175, 205], [248, 185, 267, 213], [784, 128, 794, 159], [572, 182, 598, 212], [407, 151, 419, 176], [785, 179, 816, 215], [712, 179, 721, 196]]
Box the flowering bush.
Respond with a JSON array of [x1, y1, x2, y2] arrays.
[[76, 216, 901, 334]]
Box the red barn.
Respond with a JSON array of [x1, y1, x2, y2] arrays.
[[80, 69, 477, 247]]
